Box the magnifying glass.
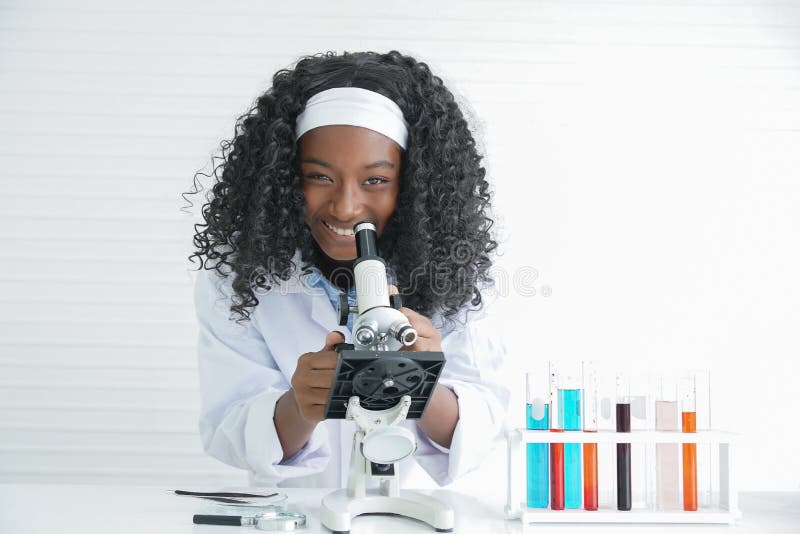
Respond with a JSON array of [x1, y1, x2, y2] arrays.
[[193, 506, 307, 531]]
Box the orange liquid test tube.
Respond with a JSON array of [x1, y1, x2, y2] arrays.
[[582, 361, 598, 511], [583, 442, 598, 510], [682, 410, 697, 511], [680, 374, 698, 512]]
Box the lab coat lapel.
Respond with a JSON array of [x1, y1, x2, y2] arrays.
[[310, 289, 337, 333], [294, 253, 356, 489], [308, 282, 353, 344]]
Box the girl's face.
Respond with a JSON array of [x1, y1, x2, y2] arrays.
[[299, 125, 401, 261]]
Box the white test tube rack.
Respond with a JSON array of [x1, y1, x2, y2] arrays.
[[505, 428, 742, 524]]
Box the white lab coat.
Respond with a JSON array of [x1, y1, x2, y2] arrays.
[[194, 249, 509, 488]]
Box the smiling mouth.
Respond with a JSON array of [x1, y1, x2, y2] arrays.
[[322, 220, 356, 238]]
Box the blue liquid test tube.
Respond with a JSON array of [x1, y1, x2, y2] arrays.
[[525, 368, 550, 508], [558, 375, 582, 509]]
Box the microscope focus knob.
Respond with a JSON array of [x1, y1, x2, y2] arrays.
[[337, 294, 349, 326], [389, 293, 403, 309]]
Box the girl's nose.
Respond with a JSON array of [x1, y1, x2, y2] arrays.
[[330, 181, 362, 221]]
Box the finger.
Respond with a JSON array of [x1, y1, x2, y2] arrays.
[[309, 351, 339, 370], [306, 387, 332, 405], [296, 351, 337, 371], [322, 330, 346, 351], [388, 284, 399, 295], [306, 369, 335, 389], [396, 307, 440, 339], [399, 337, 433, 351], [295, 385, 330, 406]]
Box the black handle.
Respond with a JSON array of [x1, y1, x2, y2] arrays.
[[193, 515, 242, 526]]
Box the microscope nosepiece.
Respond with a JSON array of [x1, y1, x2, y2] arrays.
[[355, 327, 375, 346], [394, 324, 417, 347]]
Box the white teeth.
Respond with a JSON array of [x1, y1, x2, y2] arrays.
[[324, 221, 354, 236]]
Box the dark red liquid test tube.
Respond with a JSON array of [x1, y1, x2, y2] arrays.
[[616, 403, 632, 511]]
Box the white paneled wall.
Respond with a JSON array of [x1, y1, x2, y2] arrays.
[[1, 0, 798, 491]]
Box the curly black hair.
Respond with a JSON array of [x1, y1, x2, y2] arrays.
[[184, 50, 498, 329]]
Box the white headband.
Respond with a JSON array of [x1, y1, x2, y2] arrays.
[[294, 87, 409, 150]]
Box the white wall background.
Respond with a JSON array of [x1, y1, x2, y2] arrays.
[[1, 0, 798, 493]]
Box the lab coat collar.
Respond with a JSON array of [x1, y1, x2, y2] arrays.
[[275, 248, 348, 336]]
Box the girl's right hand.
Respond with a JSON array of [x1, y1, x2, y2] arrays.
[[290, 331, 345, 422]]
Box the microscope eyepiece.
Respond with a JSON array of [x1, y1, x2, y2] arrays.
[[354, 221, 377, 234], [354, 221, 379, 259]]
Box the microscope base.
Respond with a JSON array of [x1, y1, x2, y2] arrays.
[[320, 488, 454, 533]]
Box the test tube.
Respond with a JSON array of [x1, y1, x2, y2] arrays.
[[549, 363, 565, 510], [691, 370, 713, 507], [582, 361, 599, 511], [655, 375, 680, 510], [615, 372, 632, 511], [596, 368, 616, 509], [558, 373, 582, 509], [680, 374, 698, 511], [629, 374, 653, 510], [525, 365, 550, 508]]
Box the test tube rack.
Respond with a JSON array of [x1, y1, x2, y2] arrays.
[[505, 428, 742, 524]]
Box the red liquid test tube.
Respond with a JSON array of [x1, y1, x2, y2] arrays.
[[550, 434, 565, 510], [548, 363, 565, 510]]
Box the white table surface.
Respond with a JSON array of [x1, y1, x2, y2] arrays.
[[0, 484, 798, 534]]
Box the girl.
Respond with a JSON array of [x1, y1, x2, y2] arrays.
[[187, 50, 508, 488]]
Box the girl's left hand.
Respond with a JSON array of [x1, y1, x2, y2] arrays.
[[388, 284, 443, 353]]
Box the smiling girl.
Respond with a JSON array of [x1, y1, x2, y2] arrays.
[[187, 50, 508, 488]]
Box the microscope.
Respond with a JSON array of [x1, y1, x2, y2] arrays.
[[320, 221, 454, 534]]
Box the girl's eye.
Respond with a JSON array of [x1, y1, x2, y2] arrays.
[[304, 174, 388, 185]]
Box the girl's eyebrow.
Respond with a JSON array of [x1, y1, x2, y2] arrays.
[[301, 157, 395, 170], [364, 159, 395, 170]]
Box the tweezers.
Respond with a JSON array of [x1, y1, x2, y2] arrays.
[[173, 490, 279, 499], [186, 496, 255, 504]]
